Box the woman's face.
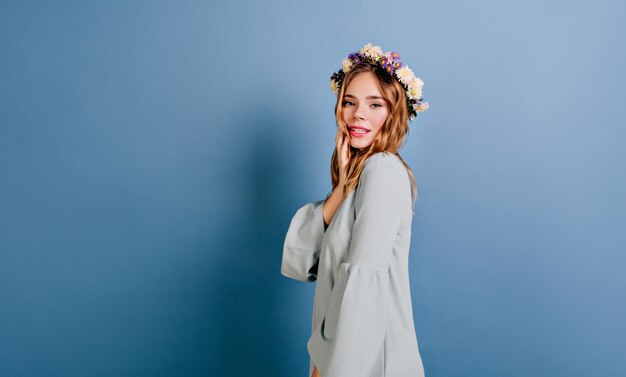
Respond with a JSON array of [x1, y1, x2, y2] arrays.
[[341, 71, 389, 149]]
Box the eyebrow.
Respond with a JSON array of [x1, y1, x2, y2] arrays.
[[344, 94, 384, 100]]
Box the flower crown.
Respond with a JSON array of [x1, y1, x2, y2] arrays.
[[330, 43, 429, 122]]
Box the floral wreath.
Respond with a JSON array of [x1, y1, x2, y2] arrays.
[[330, 43, 429, 122]]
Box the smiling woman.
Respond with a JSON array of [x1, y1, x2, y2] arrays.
[[281, 43, 429, 377], [329, 57, 422, 201], [341, 75, 389, 149]]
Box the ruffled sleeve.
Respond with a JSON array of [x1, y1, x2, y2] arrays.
[[281, 198, 327, 282], [322, 157, 404, 377]]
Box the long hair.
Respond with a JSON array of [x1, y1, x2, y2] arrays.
[[330, 61, 419, 210]]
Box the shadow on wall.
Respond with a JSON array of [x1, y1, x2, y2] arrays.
[[209, 102, 314, 376]]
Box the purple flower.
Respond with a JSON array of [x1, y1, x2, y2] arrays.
[[388, 51, 401, 61], [347, 53, 361, 64], [379, 57, 393, 74]]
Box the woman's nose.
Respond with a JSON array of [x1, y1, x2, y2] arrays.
[[354, 105, 366, 120]]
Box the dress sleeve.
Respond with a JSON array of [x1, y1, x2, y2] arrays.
[[322, 157, 404, 377], [281, 198, 327, 282]]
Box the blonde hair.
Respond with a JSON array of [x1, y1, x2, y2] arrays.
[[330, 62, 419, 210]]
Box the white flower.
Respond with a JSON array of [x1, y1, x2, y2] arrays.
[[359, 43, 383, 60], [359, 43, 375, 54], [409, 77, 424, 99], [415, 102, 429, 112], [395, 66, 415, 86], [408, 86, 422, 100], [341, 57, 354, 73], [330, 80, 339, 95]]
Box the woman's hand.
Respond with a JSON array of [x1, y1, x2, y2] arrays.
[[323, 128, 351, 227], [335, 127, 350, 187]]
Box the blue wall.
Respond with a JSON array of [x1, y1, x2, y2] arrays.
[[1, 1, 625, 376]]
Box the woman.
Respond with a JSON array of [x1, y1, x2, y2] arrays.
[[281, 43, 429, 377]]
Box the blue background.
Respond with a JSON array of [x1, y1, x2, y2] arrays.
[[1, 1, 625, 376]]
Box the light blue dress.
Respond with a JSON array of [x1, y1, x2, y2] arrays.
[[281, 152, 425, 377]]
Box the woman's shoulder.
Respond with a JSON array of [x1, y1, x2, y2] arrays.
[[364, 152, 405, 172], [367, 151, 401, 162], [362, 152, 407, 182]]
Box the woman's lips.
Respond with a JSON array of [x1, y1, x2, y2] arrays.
[[349, 127, 370, 138]]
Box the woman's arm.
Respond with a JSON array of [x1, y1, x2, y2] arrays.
[[322, 185, 344, 229]]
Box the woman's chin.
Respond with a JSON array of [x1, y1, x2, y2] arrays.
[[350, 139, 371, 149]]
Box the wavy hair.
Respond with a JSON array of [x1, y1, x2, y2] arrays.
[[330, 61, 419, 210]]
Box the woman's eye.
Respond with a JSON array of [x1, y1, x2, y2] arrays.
[[342, 101, 383, 108]]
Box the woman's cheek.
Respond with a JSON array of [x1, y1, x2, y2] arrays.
[[375, 114, 387, 129]]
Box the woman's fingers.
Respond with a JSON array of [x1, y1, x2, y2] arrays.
[[335, 127, 351, 186], [342, 132, 350, 164], [335, 129, 344, 166], [337, 129, 350, 178]]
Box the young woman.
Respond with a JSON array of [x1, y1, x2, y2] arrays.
[[281, 43, 429, 377]]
